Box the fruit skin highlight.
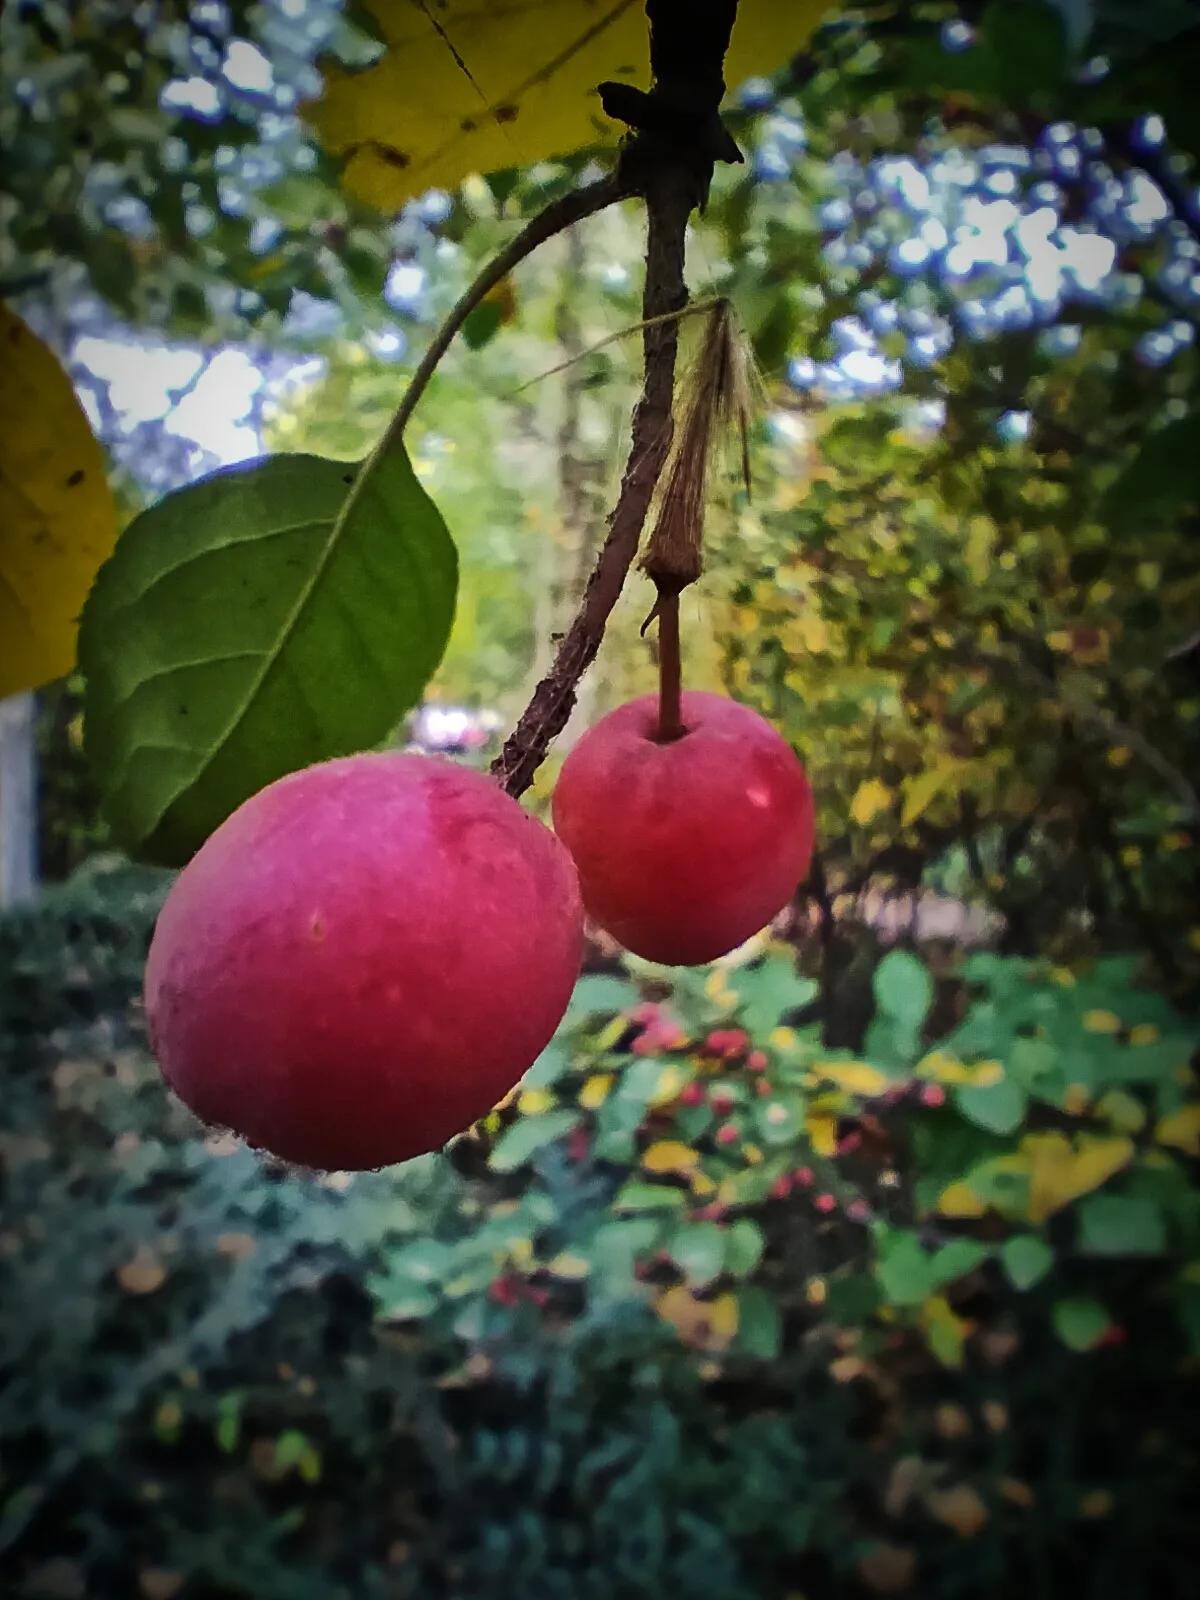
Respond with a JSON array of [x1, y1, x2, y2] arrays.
[[552, 691, 814, 965], [144, 753, 583, 1170]]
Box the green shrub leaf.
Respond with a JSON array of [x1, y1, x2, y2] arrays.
[[1000, 1234, 1054, 1291], [80, 449, 457, 865], [1078, 1194, 1166, 1257], [488, 1110, 579, 1173]]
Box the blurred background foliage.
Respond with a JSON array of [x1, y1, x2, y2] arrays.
[[2, 0, 1199, 1594]]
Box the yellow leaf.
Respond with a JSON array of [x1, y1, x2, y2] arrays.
[[0, 306, 119, 695], [641, 1140, 698, 1174], [806, 1111, 837, 1156], [578, 1073, 613, 1110], [900, 758, 966, 827], [769, 1026, 798, 1050], [656, 1286, 738, 1351], [689, 1169, 718, 1197], [648, 1064, 687, 1108], [936, 1181, 987, 1219], [920, 1294, 972, 1369], [851, 777, 894, 827], [1082, 1010, 1121, 1034], [314, 0, 831, 208], [518, 1088, 555, 1115], [815, 1060, 891, 1097], [705, 970, 736, 1006], [1155, 1105, 1200, 1157], [548, 1252, 590, 1280], [1023, 1133, 1133, 1223]]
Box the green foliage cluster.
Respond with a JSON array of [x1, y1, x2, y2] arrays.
[[2, 870, 1197, 1597]]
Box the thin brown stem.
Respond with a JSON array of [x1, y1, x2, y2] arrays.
[[333, 175, 631, 547], [491, 159, 694, 796], [655, 591, 684, 741]]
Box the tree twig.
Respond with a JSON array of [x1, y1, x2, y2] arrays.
[[491, 158, 695, 795]]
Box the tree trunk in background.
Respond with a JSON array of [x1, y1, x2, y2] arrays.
[[0, 692, 38, 908]]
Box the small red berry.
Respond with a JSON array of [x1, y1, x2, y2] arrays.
[[814, 1192, 837, 1214], [706, 1028, 749, 1059], [794, 1166, 814, 1188], [771, 1174, 792, 1199], [837, 1130, 862, 1155], [679, 1082, 706, 1107], [921, 1083, 947, 1108], [716, 1122, 740, 1146], [747, 1050, 769, 1072], [710, 1088, 735, 1115]]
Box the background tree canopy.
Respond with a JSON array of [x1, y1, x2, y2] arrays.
[[1, 1, 1198, 1597]]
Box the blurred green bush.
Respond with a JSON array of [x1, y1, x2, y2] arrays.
[[2, 866, 1197, 1598]]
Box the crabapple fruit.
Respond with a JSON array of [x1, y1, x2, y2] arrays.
[[552, 691, 814, 965], [144, 753, 583, 1170]]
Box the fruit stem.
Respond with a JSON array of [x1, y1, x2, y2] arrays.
[[656, 592, 685, 742]]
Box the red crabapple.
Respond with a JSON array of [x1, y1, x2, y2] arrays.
[[144, 753, 583, 1170], [552, 691, 814, 965]]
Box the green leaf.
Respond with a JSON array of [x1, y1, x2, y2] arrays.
[[1000, 1233, 1055, 1291], [81, 449, 457, 864], [726, 954, 818, 1036], [565, 974, 637, 1024], [956, 1075, 1028, 1135], [735, 1286, 782, 1359], [1053, 1295, 1111, 1350], [1101, 414, 1200, 529], [488, 1110, 579, 1172], [725, 1218, 765, 1277], [877, 1228, 988, 1306], [1078, 1193, 1166, 1256], [873, 951, 933, 1040], [667, 1222, 727, 1287], [612, 1182, 688, 1213]]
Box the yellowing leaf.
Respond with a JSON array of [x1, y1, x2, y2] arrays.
[[900, 757, 968, 827], [578, 1073, 613, 1110], [925, 1483, 988, 1537], [656, 1286, 738, 1351], [1155, 1105, 1200, 1157], [851, 777, 894, 827], [1094, 1090, 1146, 1134], [1022, 1133, 1133, 1223], [314, 0, 831, 209], [815, 1060, 891, 1097], [0, 305, 119, 695], [936, 1181, 987, 1219], [856, 1542, 916, 1595], [642, 1140, 698, 1174], [518, 1088, 555, 1114], [116, 1246, 167, 1296], [917, 1051, 1003, 1087], [920, 1294, 972, 1369], [806, 1111, 837, 1156]]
